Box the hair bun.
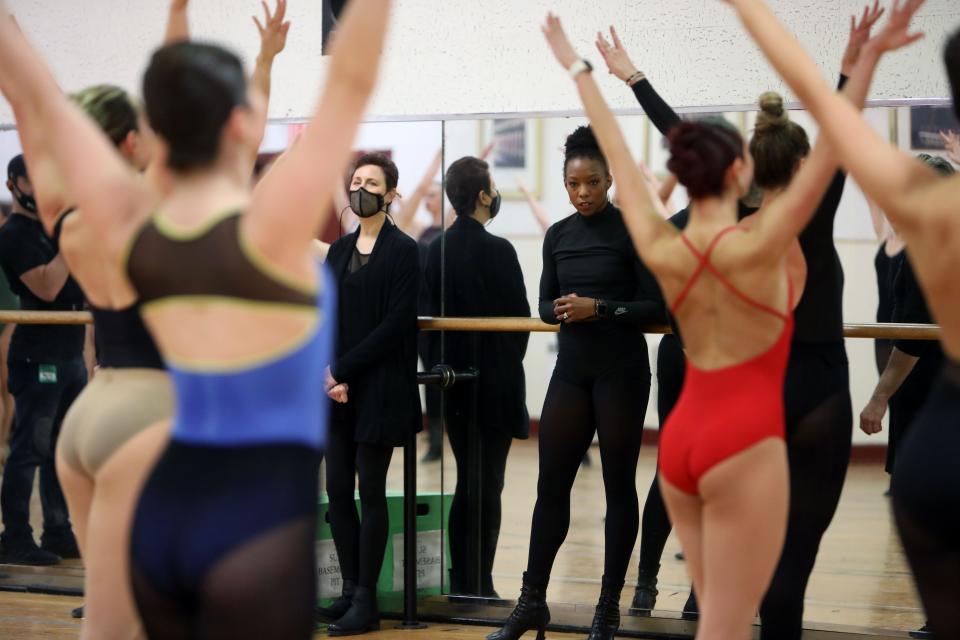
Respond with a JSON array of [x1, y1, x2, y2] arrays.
[[755, 91, 789, 132], [666, 122, 744, 199], [564, 125, 601, 154]]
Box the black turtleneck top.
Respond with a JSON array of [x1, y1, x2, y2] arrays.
[[539, 202, 665, 366]]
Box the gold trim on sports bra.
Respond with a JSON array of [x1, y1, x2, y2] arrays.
[[141, 295, 319, 316], [151, 207, 245, 241], [237, 224, 319, 297]]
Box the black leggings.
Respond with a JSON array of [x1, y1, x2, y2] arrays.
[[891, 362, 960, 639], [759, 343, 852, 640], [131, 442, 320, 640], [325, 420, 395, 589], [525, 362, 650, 588], [637, 336, 683, 578], [447, 416, 512, 595]]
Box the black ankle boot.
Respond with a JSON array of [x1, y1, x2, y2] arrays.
[[629, 569, 658, 616], [315, 580, 356, 622], [328, 586, 380, 636], [588, 577, 623, 640], [486, 572, 550, 640], [681, 590, 699, 621]]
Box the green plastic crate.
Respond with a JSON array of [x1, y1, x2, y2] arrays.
[[316, 491, 451, 604]]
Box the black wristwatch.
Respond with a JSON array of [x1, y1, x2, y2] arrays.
[[596, 299, 608, 318]]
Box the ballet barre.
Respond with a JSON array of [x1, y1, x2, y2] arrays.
[[418, 317, 943, 340], [0, 311, 943, 340]]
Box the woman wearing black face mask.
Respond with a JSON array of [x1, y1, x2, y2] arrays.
[[490, 126, 666, 640], [320, 152, 421, 635]]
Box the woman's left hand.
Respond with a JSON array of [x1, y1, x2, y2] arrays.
[[542, 12, 580, 70], [328, 383, 349, 404], [554, 293, 597, 323]]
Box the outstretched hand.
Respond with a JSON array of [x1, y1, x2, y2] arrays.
[[595, 26, 639, 83], [841, 1, 885, 75], [940, 130, 960, 165], [254, 0, 291, 61], [541, 12, 579, 70], [170, 0, 190, 10], [867, 0, 926, 55]]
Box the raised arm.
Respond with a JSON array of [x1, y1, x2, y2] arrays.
[[517, 178, 551, 234], [753, 3, 901, 253], [164, 0, 190, 44], [19, 0, 197, 233], [543, 14, 673, 259], [394, 149, 441, 237], [867, 197, 892, 242], [727, 0, 941, 228], [249, 0, 390, 253], [596, 27, 681, 136], [0, 12, 149, 236], [247, 0, 290, 170]]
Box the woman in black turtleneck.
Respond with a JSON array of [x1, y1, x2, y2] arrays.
[[489, 126, 665, 640]]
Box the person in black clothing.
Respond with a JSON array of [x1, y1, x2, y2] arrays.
[[417, 186, 444, 463], [596, 12, 881, 635], [425, 155, 530, 597], [0, 155, 85, 566], [860, 155, 954, 467], [488, 126, 665, 640], [320, 153, 421, 636]]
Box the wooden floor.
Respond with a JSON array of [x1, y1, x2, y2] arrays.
[[0, 435, 924, 637], [401, 436, 925, 633], [0, 591, 586, 639]]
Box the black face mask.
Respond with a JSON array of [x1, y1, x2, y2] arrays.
[[349, 187, 385, 218], [488, 191, 502, 219], [10, 183, 37, 214]]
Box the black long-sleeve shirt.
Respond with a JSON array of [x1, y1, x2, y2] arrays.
[[539, 202, 665, 367], [631, 75, 849, 344]]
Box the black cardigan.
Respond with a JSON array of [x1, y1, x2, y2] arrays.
[[425, 216, 531, 439], [327, 221, 422, 447]]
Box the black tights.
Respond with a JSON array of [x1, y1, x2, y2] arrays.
[[130, 443, 320, 640], [760, 348, 852, 640], [526, 364, 649, 588], [447, 417, 512, 595], [325, 421, 395, 589], [890, 366, 960, 639], [637, 336, 683, 578], [133, 518, 317, 640]]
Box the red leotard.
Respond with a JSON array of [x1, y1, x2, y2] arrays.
[[659, 227, 794, 495]]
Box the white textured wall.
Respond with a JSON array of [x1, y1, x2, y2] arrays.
[[2, 0, 959, 126]]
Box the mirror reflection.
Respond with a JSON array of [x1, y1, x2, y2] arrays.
[[435, 101, 957, 638], [1, 99, 957, 636]]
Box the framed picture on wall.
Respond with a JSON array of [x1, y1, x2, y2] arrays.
[[477, 119, 543, 200], [909, 106, 960, 150]]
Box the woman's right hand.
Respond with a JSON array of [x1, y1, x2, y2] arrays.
[[859, 396, 887, 435], [595, 26, 640, 83], [864, 0, 926, 56]]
